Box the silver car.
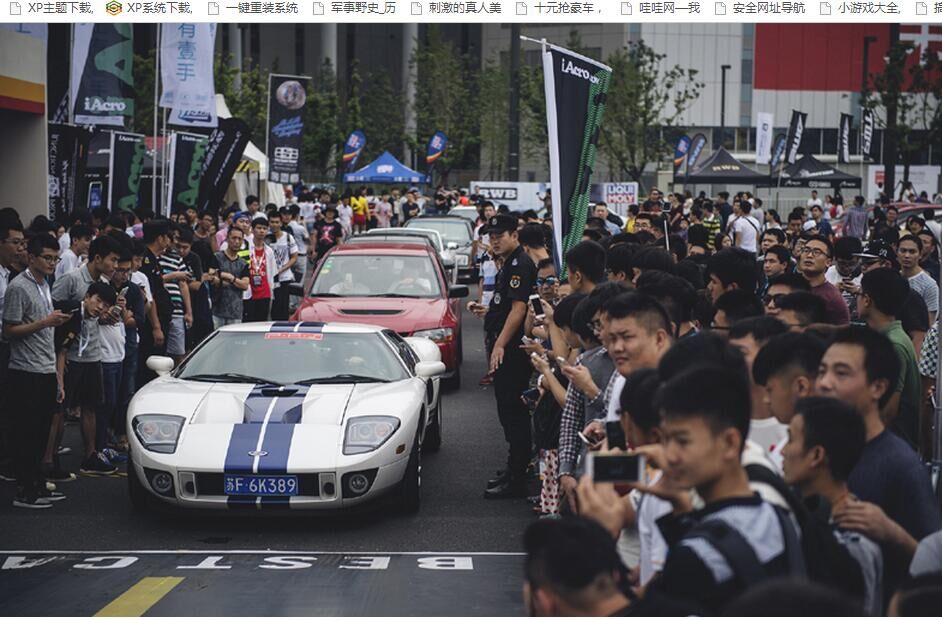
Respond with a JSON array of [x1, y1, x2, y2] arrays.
[[404, 216, 476, 283]]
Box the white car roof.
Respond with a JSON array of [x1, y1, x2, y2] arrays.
[[216, 321, 386, 335]]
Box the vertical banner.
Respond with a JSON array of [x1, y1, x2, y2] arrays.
[[163, 23, 218, 129], [107, 131, 146, 213], [541, 42, 612, 276], [71, 24, 134, 126], [47, 123, 91, 221], [770, 133, 787, 169], [672, 135, 691, 177], [838, 113, 853, 164], [785, 109, 807, 165], [196, 117, 252, 213], [165, 132, 208, 217], [861, 108, 875, 161], [342, 130, 367, 171], [755, 112, 774, 165], [686, 133, 708, 173], [267, 74, 311, 184]]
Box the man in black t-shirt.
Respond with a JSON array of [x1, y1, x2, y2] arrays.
[[313, 207, 344, 260], [138, 220, 174, 386], [474, 214, 537, 498]]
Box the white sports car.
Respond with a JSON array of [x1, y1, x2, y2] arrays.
[[127, 321, 446, 514]]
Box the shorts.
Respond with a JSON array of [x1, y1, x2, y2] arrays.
[[165, 316, 187, 356], [64, 361, 103, 410], [353, 213, 367, 226]]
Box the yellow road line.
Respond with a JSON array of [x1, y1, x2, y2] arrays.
[[94, 576, 184, 617]]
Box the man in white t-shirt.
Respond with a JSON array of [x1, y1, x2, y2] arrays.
[[807, 190, 823, 209], [728, 201, 762, 254], [56, 224, 93, 280]]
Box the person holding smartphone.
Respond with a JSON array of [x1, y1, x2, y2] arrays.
[[479, 214, 537, 499]]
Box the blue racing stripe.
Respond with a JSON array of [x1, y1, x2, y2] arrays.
[[223, 424, 261, 473], [257, 423, 295, 474]]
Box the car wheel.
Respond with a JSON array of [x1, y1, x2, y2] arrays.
[[127, 456, 150, 512], [394, 436, 421, 514], [424, 399, 442, 452]]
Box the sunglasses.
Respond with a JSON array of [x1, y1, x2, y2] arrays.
[[763, 293, 787, 306], [536, 277, 558, 287]]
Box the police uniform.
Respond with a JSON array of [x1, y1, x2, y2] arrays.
[[482, 214, 537, 497]]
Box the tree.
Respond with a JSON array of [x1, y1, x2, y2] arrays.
[[864, 42, 942, 199], [360, 71, 405, 163], [303, 59, 344, 182], [410, 25, 480, 180], [478, 60, 509, 179], [599, 41, 703, 191]]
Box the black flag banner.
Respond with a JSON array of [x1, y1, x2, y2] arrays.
[[770, 133, 787, 169], [197, 117, 252, 214], [71, 24, 135, 127], [107, 131, 145, 213], [47, 123, 91, 221], [267, 74, 311, 184], [686, 133, 708, 173], [166, 132, 208, 217], [785, 110, 807, 165], [861, 108, 875, 161], [541, 41, 612, 276], [838, 113, 853, 164]]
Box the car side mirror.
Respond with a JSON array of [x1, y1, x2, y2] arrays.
[[146, 356, 175, 377], [415, 361, 446, 378], [287, 282, 305, 297], [448, 285, 469, 299]]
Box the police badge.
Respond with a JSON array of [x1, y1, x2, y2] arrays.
[[510, 275, 521, 289]]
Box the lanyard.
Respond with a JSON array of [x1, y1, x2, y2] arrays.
[[250, 247, 266, 276]]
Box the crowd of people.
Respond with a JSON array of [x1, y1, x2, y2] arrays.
[[457, 188, 942, 614]]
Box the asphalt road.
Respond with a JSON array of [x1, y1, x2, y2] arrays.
[[0, 298, 535, 616]]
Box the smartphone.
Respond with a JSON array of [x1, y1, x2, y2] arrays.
[[586, 453, 646, 484], [577, 431, 599, 447], [606, 420, 627, 451], [556, 356, 571, 368], [521, 387, 540, 407], [529, 294, 544, 319]]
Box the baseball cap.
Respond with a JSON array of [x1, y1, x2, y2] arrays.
[[483, 214, 517, 235], [854, 239, 897, 263], [233, 211, 250, 222]]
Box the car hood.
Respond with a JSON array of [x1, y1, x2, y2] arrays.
[[296, 297, 448, 332], [131, 378, 418, 426]]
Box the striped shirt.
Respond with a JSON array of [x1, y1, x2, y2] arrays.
[[159, 250, 188, 318]]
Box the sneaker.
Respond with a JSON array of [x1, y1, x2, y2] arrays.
[[0, 470, 14, 482], [57, 446, 72, 455], [37, 487, 66, 502], [80, 453, 118, 476], [44, 467, 77, 482], [478, 373, 493, 386], [45, 481, 57, 492], [101, 448, 128, 464], [12, 494, 52, 509]]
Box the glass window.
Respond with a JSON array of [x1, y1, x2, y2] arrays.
[[176, 332, 409, 384], [404, 219, 472, 245], [822, 129, 838, 155], [311, 254, 442, 298]]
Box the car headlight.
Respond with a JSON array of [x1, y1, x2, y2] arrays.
[[412, 327, 454, 343], [132, 415, 186, 454], [343, 416, 401, 455], [455, 255, 469, 266]]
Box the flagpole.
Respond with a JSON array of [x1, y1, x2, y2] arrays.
[[68, 24, 74, 125], [152, 23, 161, 214], [160, 108, 168, 216]]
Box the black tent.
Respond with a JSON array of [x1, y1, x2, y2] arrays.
[[767, 154, 861, 190], [684, 147, 770, 185]]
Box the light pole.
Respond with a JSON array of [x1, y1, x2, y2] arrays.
[[720, 64, 731, 133]]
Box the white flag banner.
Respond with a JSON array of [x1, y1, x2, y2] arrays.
[[755, 112, 774, 165], [159, 23, 215, 114]]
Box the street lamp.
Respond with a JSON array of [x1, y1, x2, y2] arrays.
[[720, 64, 731, 132]]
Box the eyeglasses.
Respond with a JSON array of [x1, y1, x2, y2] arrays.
[[536, 277, 558, 287], [38, 254, 61, 264], [799, 247, 831, 259], [763, 293, 787, 306]]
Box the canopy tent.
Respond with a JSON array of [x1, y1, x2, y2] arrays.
[[343, 151, 429, 185], [216, 94, 285, 209], [683, 147, 770, 185], [765, 154, 862, 190]]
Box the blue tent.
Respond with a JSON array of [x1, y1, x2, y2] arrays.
[[343, 151, 429, 185]]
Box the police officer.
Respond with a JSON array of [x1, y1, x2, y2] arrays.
[[479, 214, 537, 499]]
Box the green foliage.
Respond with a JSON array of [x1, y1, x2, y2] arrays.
[[477, 60, 509, 179], [360, 71, 406, 163], [303, 59, 344, 181], [599, 41, 703, 191]]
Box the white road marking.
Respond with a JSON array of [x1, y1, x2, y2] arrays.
[[1, 550, 525, 556]]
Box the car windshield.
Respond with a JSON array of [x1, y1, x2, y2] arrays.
[[448, 208, 479, 223], [176, 331, 409, 384], [310, 254, 442, 298], [406, 220, 471, 246]]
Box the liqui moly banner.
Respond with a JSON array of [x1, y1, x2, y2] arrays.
[[47, 123, 91, 221], [838, 113, 853, 164], [267, 74, 311, 184], [755, 112, 774, 165], [107, 131, 146, 213], [196, 117, 251, 213], [159, 24, 216, 115], [342, 130, 366, 171], [71, 24, 134, 126], [541, 41, 612, 277], [672, 135, 691, 175], [770, 133, 787, 168], [861, 108, 875, 161], [165, 132, 208, 217], [426, 130, 448, 166], [686, 133, 708, 172], [785, 109, 807, 165]]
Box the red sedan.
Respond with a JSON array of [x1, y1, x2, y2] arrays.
[[291, 242, 468, 386]]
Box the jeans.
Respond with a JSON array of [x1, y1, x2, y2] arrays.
[[99, 362, 123, 451]]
